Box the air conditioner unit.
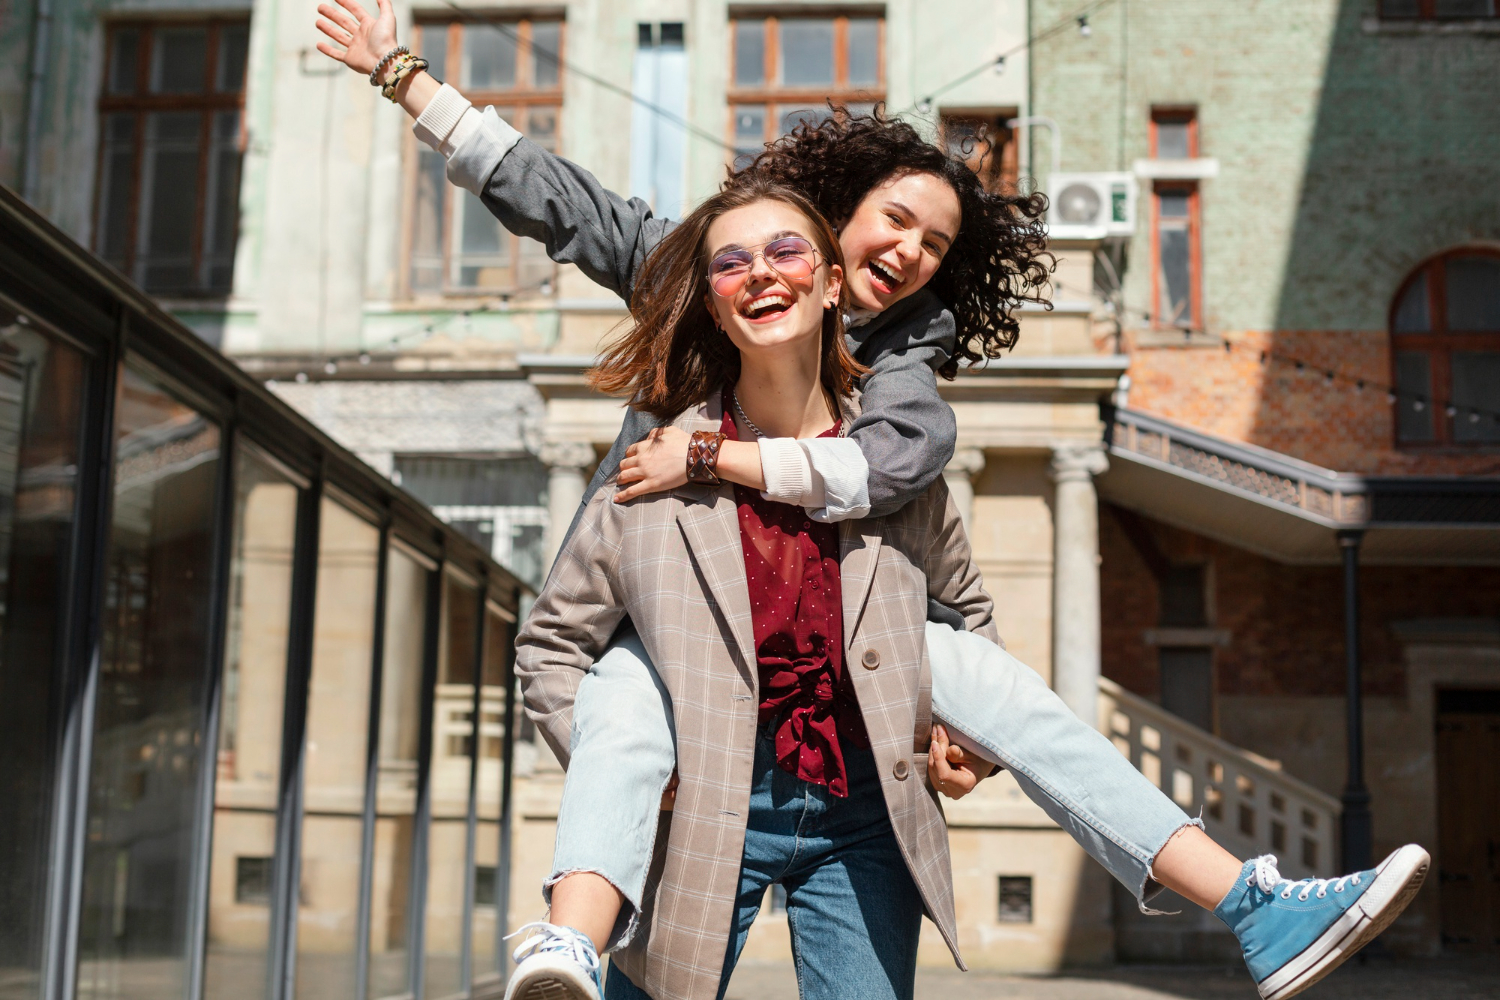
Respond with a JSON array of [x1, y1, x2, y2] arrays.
[[1046, 172, 1137, 240]]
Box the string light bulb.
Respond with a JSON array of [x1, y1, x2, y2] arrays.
[[295, 372, 308, 384], [324, 361, 338, 375], [359, 353, 372, 365], [917, 98, 934, 113], [1077, 15, 1092, 36], [993, 55, 1007, 75]]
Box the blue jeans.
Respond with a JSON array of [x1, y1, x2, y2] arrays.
[[549, 622, 1200, 951], [602, 728, 922, 1000]]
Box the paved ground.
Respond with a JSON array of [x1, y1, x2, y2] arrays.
[[722, 955, 1500, 1000]]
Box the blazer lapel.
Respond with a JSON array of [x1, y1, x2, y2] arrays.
[[670, 395, 758, 679], [676, 489, 758, 676], [839, 518, 883, 643]]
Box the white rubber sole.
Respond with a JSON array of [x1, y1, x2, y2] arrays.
[[503, 954, 602, 1000], [1257, 843, 1430, 1000]]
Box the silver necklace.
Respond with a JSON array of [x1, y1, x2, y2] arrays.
[[731, 387, 846, 439], [731, 389, 766, 439]]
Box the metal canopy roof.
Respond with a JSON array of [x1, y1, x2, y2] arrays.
[[1100, 407, 1500, 566]]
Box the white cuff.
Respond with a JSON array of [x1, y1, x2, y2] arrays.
[[758, 438, 814, 506], [446, 106, 524, 196], [412, 83, 474, 155], [802, 438, 871, 522]]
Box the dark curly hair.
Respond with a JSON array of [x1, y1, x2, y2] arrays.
[[735, 104, 1053, 378]]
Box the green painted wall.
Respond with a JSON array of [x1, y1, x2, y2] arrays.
[[1031, 0, 1500, 334]]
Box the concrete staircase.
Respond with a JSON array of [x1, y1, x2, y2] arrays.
[[1097, 677, 1342, 961]]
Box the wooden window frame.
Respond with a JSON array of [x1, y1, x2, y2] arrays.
[[938, 108, 1019, 195], [1380, 0, 1498, 19], [1149, 106, 1199, 159], [1149, 183, 1202, 332], [95, 19, 249, 297], [402, 18, 564, 300], [727, 14, 885, 166], [1389, 247, 1500, 448]]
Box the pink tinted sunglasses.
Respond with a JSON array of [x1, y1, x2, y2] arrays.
[[706, 237, 821, 295]]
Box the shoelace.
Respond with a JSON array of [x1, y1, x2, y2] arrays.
[[1249, 854, 1362, 901], [505, 921, 602, 975]]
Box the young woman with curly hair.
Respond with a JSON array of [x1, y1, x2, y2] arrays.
[[317, 8, 1430, 1000]]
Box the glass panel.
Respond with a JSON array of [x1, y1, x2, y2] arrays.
[[779, 19, 834, 87], [217, 24, 250, 92], [410, 146, 446, 294], [779, 105, 830, 137], [1434, 0, 1494, 16], [1155, 120, 1191, 159], [0, 311, 87, 1000], [1445, 256, 1500, 331], [201, 111, 242, 293], [295, 499, 380, 998], [471, 607, 512, 981], [1452, 352, 1500, 443], [1394, 350, 1434, 441], [418, 24, 447, 83], [732, 104, 765, 169], [109, 29, 140, 94], [1391, 270, 1430, 332], [425, 572, 478, 1000], [151, 26, 208, 94], [368, 544, 430, 1000], [98, 113, 137, 268], [734, 19, 765, 87], [531, 21, 560, 87], [138, 111, 203, 293], [1156, 192, 1192, 328], [203, 447, 300, 1000], [454, 186, 511, 289], [846, 19, 879, 87], [1380, 0, 1422, 14], [77, 362, 222, 1000], [463, 24, 517, 91]]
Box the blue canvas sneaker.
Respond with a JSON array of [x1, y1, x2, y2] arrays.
[[1215, 844, 1429, 999], [504, 922, 604, 1000]]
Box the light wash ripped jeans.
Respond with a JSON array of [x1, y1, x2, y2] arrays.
[[547, 622, 1201, 949]]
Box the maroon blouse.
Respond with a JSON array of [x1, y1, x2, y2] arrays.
[[721, 391, 868, 797]]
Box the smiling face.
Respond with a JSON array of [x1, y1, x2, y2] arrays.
[[837, 170, 962, 314], [702, 199, 843, 362]]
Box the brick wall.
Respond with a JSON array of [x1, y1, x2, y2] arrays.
[[1123, 330, 1500, 475], [1100, 505, 1500, 706]]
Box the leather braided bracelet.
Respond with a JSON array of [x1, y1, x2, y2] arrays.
[[686, 431, 727, 485]]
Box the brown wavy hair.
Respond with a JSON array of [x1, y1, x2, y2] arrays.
[[589, 178, 867, 421], [737, 104, 1053, 378]]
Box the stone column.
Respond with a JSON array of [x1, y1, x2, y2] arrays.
[[540, 440, 596, 570], [1050, 445, 1109, 722], [942, 448, 986, 533]]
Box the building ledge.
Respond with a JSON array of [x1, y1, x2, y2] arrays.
[[1362, 16, 1500, 35]]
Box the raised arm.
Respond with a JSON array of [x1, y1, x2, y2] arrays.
[[515, 488, 629, 768], [314, 0, 670, 300]]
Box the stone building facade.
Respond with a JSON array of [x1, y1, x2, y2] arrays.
[[3, 0, 1498, 985]]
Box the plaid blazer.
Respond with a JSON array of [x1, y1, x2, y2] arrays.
[[516, 393, 998, 1000]]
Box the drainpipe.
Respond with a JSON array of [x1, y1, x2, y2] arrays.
[[21, 0, 54, 202], [1006, 115, 1062, 179], [1337, 530, 1372, 872]]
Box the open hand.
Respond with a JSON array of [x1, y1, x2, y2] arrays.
[[314, 0, 397, 77], [927, 724, 990, 800], [615, 426, 691, 503]]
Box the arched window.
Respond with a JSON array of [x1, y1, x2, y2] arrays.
[[1390, 248, 1500, 446]]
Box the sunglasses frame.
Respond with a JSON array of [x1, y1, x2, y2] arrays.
[[706, 237, 823, 296]]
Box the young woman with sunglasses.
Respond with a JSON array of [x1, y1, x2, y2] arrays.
[[520, 174, 992, 1000], [316, 10, 1430, 1000]]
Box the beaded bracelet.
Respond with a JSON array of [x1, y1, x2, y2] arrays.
[[686, 431, 727, 485], [368, 45, 408, 87], [380, 53, 429, 102]]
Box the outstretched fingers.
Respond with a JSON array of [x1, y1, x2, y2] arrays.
[[331, 0, 372, 24], [317, 2, 360, 34], [315, 18, 352, 50]]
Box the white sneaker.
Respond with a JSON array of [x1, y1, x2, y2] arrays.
[[503, 922, 604, 1000]]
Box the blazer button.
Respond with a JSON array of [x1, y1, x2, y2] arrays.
[[861, 648, 880, 670], [893, 759, 910, 781]]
